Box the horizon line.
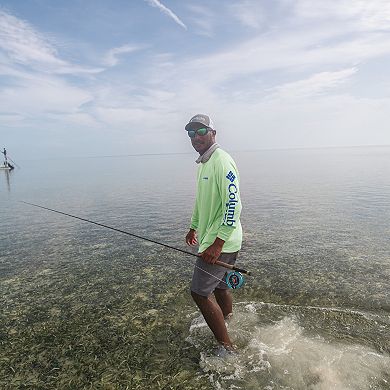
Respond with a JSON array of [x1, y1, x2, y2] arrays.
[[9, 144, 390, 163]]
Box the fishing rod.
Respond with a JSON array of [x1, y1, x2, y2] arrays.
[[20, 201, 251, 287], [7, 156, 19, 168]]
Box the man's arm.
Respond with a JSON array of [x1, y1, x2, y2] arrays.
[[186, 195, 199, 246], [217, 160, 241, 241], [201, 159, 241, 264]]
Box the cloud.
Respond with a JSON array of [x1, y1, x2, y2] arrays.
[[0, 9, 103, 134], [0, 9, 103, 74], [53, 65, 104, 75], [0, 73, 93, 116], [229, 0, 266, 29], [268, 68, 358, 99], [144, 0, 187, 30], [0, 10, 65, 67], [0, 112, 24, 125], [186, 5, 215, 37], [103, 44, 144, 67], [170, 26, 390, 94], [292, 0, 390, 31]]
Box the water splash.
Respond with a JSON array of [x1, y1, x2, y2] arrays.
[[188, 302, 390, 389]]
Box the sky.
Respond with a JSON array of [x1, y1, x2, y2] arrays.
[[1, 0, 390, 159]]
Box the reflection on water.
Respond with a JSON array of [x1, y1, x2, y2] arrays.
[[1, 169, 12, 192], [0, 147, 389, 389]]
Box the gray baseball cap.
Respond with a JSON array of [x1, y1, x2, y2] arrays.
[[185, 114, 215, 131]]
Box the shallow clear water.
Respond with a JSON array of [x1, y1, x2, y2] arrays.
[[1, 147, 389, 389]]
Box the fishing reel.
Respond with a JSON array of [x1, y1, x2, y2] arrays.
[[225, 271, 244, 289]]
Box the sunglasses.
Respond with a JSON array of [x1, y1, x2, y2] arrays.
[[187, 127, 211, 138]]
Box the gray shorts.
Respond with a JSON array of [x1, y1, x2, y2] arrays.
[[190, 252, 239, 297]]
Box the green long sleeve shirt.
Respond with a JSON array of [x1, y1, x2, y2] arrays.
[[190, 148, 242, 253]]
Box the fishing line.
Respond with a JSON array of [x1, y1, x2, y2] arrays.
[[20, 201, 251, 288]]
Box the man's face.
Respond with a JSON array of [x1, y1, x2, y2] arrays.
[[187, 125, 216, 155]]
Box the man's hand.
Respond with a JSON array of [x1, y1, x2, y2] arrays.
[[185, 229, 198, 246], [200, 237, 225, 264]]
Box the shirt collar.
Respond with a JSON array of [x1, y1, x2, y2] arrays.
[[195, 143, 220, 164]]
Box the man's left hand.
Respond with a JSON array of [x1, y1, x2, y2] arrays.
[[200, 237, 225, 264]]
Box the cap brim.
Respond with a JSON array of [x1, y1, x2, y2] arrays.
[[185, 121, 207, 131]]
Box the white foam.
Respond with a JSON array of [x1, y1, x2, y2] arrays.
[[244, 303, 257, 313], [189, 315, 208, 332], [190, 303, 390, 389]]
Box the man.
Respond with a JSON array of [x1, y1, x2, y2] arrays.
[[2, 148, 8, 167], [185, 114, 242, 353]]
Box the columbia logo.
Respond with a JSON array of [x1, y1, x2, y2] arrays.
[[202, 176, 209, 180], [226, 171, 236, 182]]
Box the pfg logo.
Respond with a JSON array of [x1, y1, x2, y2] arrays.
[[191, 115, 207, 123], [226, 171, 236, 182], [224, 183, 238, 226]]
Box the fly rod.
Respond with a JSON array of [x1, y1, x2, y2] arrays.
[[20, 201, 251, 276], [7, 156, 20, 168]]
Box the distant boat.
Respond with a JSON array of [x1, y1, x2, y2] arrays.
[[0, 163, 14, 170], [1, 148, 15, 170]]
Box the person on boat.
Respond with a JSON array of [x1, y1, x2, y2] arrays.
[[2, 148, 8, 167], [184, 114, 243, 353]]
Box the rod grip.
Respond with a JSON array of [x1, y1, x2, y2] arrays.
[[215, 260, 251, 276], [215, 260, 233, 269]]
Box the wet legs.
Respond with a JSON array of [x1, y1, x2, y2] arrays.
[[191, 289, 233, 348]]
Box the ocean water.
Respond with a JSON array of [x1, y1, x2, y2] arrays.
[[1, 146, 389, 389]]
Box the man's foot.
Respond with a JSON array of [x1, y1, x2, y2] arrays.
[[224, 312, 233, 321]]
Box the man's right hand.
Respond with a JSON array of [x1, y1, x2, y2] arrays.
[[185, 229, 198, 246]]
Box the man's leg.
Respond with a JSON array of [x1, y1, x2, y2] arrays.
[[214, 288, 233, 319], [191, 291, 233, 348]]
